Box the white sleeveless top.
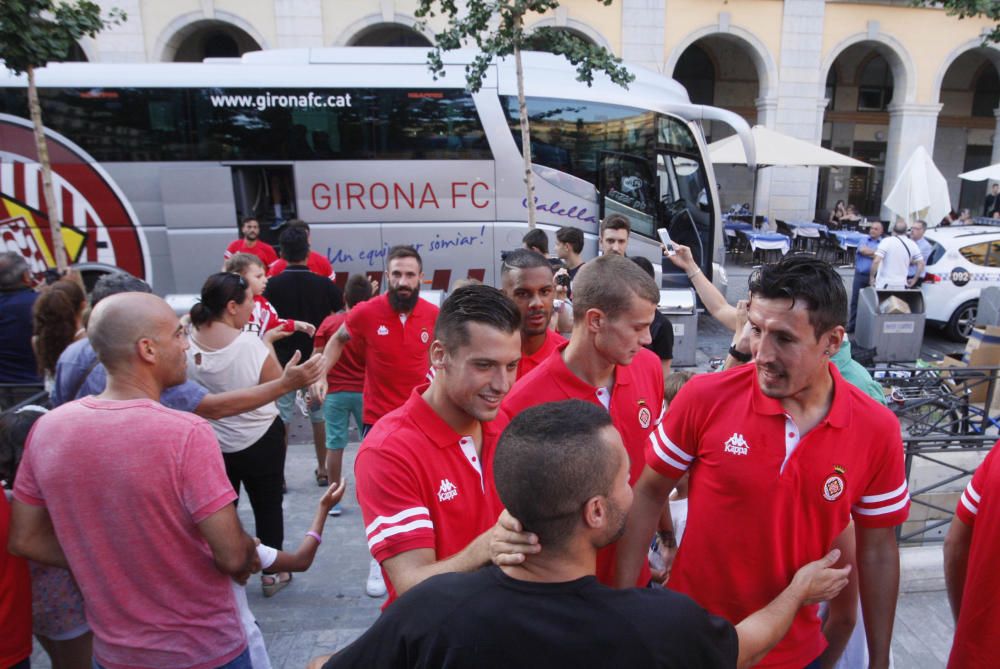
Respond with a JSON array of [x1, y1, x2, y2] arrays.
[[186, 331, 278, 453]]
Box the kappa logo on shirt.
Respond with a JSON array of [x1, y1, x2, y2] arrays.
[[723, 433, 749, 456], [437, 479, 458, 502], [377, 324, 389, 336]]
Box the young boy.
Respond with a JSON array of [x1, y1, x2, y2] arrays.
[[313, 275, 372, 516], [225, 253, 316, 342]]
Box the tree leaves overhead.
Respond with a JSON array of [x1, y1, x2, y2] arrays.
[[912, 0, 999, 44], [415, 0, 634, 93], [0, 0, 126, 75]]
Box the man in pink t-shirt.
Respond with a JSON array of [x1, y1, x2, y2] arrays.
[[10, 292, 259, 669]]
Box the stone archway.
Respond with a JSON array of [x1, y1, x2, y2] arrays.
[[348, 22, 432, 47], [154, 12, 267, 62]]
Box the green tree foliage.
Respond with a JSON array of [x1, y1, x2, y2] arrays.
[[0, 1, 125, 270], [914, 1, 999, 44], [415, 1, 634, 227]]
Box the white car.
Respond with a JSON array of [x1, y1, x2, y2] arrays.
[[921, 225, 1000, 340]]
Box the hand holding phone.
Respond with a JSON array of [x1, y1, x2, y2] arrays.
[[657, 228, 675, 256]]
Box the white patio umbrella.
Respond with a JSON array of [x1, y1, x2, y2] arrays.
[[958, 163, 1000, 182], [883, 146, 951, 228], [708, 125, 871, 226]]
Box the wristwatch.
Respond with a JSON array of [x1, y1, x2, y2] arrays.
[[728, 345, 752, 363]]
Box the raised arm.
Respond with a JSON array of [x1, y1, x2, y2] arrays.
[[194, 349, 324, 420], [735, 550, 850, 669], [382, 510, 539, 597], [665, 243, 739, 331]]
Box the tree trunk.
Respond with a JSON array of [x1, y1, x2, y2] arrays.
[[27, 66, 68, 272], [513, 37, 536, 229]]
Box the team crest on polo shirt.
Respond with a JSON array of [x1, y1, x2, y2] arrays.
[[823, 466, 847, 501], [438, 479, 458, 502], [377, 325, 389, 336], [420, 329, 430, 344], [637, 400, 651, 429]]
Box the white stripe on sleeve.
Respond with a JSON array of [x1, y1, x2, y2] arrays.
[[365, 507, 430, 536], [367, 519, 435, 550]]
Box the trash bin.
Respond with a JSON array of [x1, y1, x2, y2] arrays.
[[660, 288, 697, 367], [854, 287, 925, 362], [977, 286, 1000, 327]]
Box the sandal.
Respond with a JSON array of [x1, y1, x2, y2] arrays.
[[261, 572, 292, 598], [315, 469, 329, 487]]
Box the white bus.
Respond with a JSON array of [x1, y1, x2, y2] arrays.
[[0, 48, 754, 294]]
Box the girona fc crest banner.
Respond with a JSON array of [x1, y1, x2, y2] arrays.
[[0, 114, 149, 281]]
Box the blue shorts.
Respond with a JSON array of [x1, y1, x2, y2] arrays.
[[277, 389, 324, 425], [323, 391, 363, 450]]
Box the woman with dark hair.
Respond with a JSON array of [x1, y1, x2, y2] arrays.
[[828, 200, 847, 229], [186, 272, 292, 596], [32, 279, 86, 388]]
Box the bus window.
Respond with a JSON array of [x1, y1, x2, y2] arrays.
[[503, 97, 656, 188], [597, 151, 657, 239]]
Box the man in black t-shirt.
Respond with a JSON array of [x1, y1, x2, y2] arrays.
[[264, 225, 343, 484], [309, 401, 849, 669]]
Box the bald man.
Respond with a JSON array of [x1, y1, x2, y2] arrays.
[[10, 293, 258, 669]]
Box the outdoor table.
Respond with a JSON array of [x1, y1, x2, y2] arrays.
[[724, 221, 754, 238], [832, 230, 866, 250], [736, 230, 790, 265], [786, 221, 829, 239]]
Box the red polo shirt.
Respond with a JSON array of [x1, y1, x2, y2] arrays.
[[516, 329, 566, 379], [503, 343, 663, 586], [346, 293, 439, 425], [224, 239, 278, 267], [268, 251, 335, 280], [356, 388, 506, 607], [948, 443, 1000, 669], [648, 363, 910, 669]]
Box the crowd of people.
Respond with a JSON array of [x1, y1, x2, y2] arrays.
[[0, 208, 995, 669]]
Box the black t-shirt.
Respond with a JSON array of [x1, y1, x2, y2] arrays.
[[645, 310, 674, 362], [263, 265, 343, 365], [324, 566, 737, 669]]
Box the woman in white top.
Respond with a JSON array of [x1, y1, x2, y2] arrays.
[[187, 272, 292, 596]]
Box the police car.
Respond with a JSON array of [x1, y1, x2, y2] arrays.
[[921, 225, 1000, 340]]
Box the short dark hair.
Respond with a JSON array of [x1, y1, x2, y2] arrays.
[[572, 253, 659, 321], [748, 255, 846, 339], [630, 256, 655, 280], [90, 272, 151, 307], [556, 226, 584, 254], [522, 229, 549, 255], [494, 400, 617, 550], [344, 274, 373, 309], [500, 248, 554, 276], [387, 245, 422, 270], [240, 216, 258, 227], [600, 214, 630, 237], [286, 219, 310, 232], [279, 225, 310, 262], [190, 272, 250, 327], [434, 284, 521, 353]]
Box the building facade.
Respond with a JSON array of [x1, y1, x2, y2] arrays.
[[72, 0, 999, 222]]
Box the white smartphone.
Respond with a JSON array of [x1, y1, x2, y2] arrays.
[[657, 227, 676, 256]]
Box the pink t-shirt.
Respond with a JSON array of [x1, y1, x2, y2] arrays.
[[14, 397, 246, 669]]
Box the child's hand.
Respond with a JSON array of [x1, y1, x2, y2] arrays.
[[320, 479, 347, 510], [295, 320, 317, 337]]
